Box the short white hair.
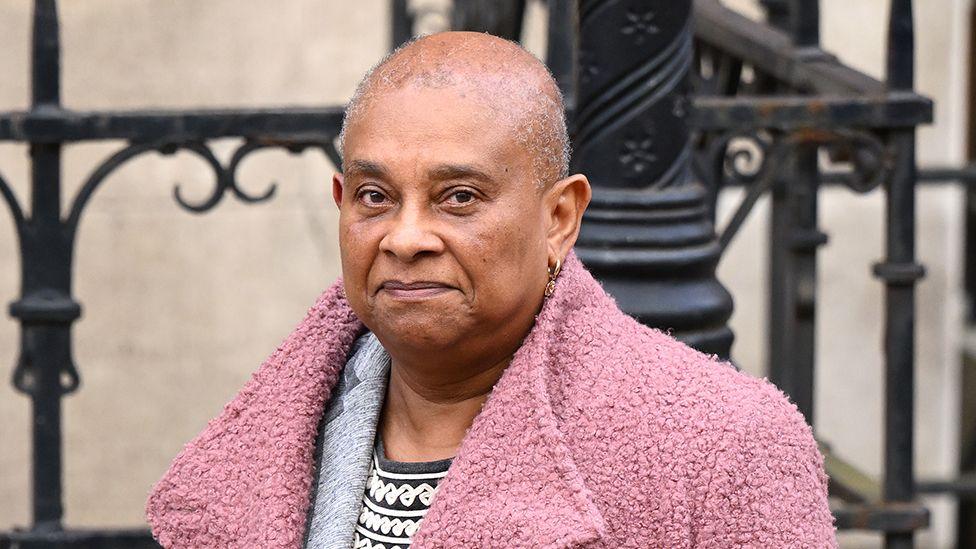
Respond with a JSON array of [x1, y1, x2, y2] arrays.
[[337, 33, 571, 186]]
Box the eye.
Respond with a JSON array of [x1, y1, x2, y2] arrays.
[[356, 187, 390, 207], [444, 188, 478, 207]]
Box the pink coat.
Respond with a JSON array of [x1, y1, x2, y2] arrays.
[[146, 253, 836, 548]]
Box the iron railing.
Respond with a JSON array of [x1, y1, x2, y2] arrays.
[[690, 3, 931, 546], [1, 0, 967, 547]]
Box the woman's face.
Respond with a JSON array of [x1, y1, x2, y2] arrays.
[[335, 85, 552, 362]]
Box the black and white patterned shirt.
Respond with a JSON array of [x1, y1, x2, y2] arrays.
[[353, 437, 453, 549]]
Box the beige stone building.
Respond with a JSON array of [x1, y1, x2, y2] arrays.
[[0, 1, 972, 547]]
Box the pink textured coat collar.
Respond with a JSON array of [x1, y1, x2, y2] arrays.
[[147, 252, 836, 548], [147, 253, 607, 548]]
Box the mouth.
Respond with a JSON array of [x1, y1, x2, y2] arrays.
[[379, 280, 455, 300]]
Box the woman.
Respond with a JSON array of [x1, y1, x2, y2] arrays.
[[147, 32, 835, 548]]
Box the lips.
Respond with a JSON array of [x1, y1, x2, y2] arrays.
[[379, 280, 454, 300]]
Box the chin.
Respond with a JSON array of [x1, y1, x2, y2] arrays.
[[369, 310, 468, 351]]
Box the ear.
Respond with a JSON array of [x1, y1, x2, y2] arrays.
[[543, 173, 591, 264], [332, 173, 344, 208]]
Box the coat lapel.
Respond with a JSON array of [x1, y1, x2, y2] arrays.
[[411, 253, 607, 548], [148, 254, 607, 548], [146, 281, 365, 549]]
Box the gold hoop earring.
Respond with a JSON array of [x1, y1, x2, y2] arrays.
[[544, 257, 562, 297]]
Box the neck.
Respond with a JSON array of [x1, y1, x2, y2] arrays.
[[379, 351, 511, 462]]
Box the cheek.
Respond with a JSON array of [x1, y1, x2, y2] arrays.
[[464, 206, 546, 299], [339, 218, 383, 298], [499, 201, 546, 260]]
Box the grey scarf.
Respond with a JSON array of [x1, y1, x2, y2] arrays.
[[303, 332, 390, 549]]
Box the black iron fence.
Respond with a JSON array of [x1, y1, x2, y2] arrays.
[[691, 3, 929, 546], [1, 1, 971, 547]]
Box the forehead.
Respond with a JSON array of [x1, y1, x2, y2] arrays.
[[342, 85, 530, 175]]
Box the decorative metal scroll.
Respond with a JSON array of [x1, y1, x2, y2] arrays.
[[695, 127, 891, 253], [0, 170, 24, 231], [3, 136, 341, 402], [61, 139, 335, 242]]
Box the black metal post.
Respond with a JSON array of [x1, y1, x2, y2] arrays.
[[960, 7, 976, 545], [786, 145, 822, 426], [758, 1, 820, 51], [876, 0, 923, 547], [766, 0, 823, 426], [768, 147, 823, 426], [451, 0, 527, 41], [790, 0, 820, 48], [760, 0, 790, 29], [391, 0, 413, 49], [546, 0, 576, 110], [10, 0, 78, 533], [573, 0, 733, 357]]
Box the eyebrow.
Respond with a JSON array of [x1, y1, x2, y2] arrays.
[[345, 159, 496, 185], [344, 159, 388, 178], [427, 163, 494, 184]]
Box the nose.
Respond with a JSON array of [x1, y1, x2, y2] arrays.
[[378, 202, 445, 262]]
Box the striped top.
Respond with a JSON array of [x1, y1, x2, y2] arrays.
[[353, 437, 453, 549]]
